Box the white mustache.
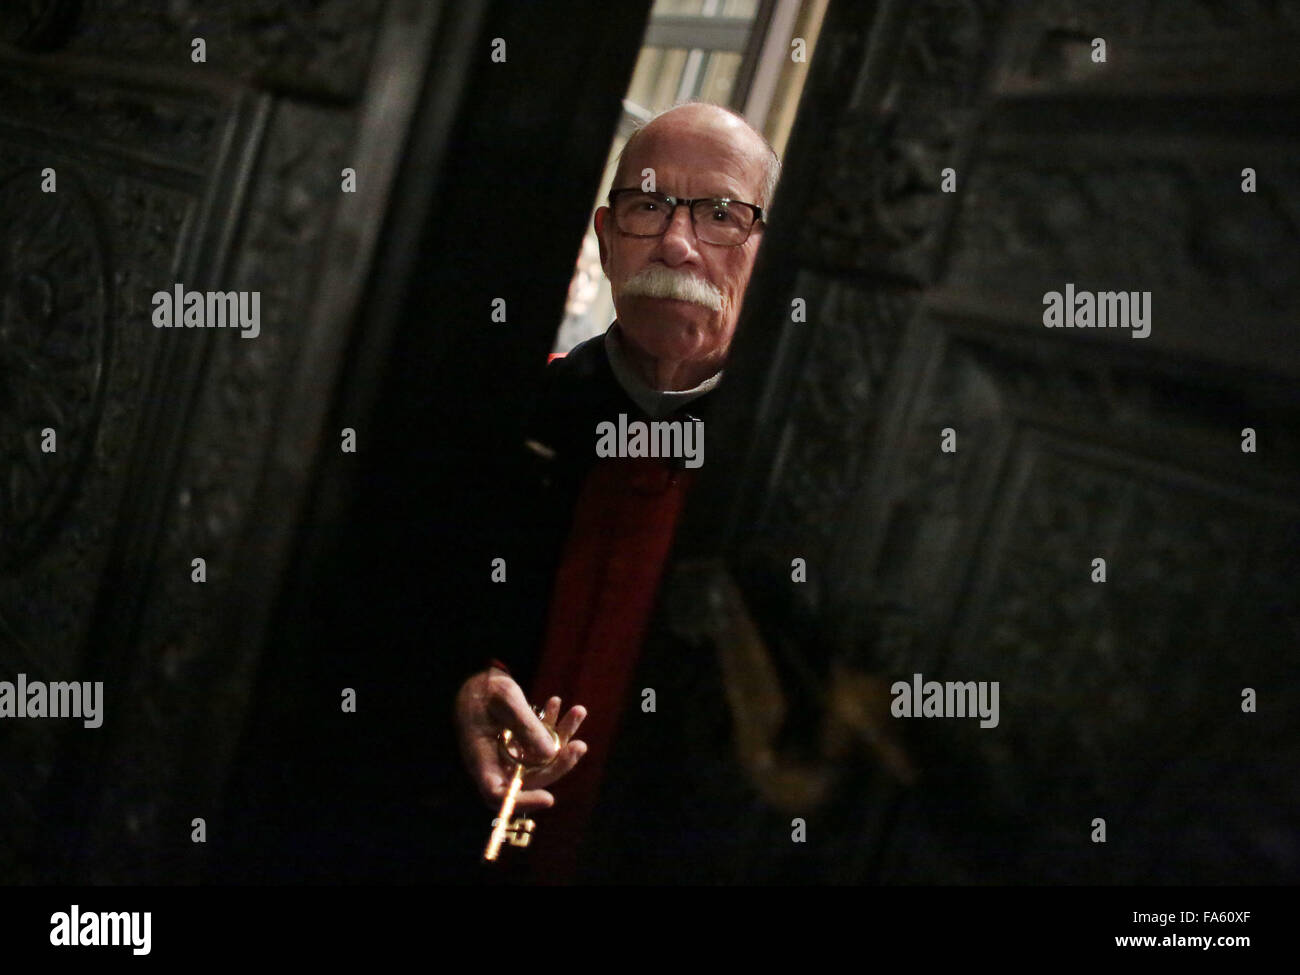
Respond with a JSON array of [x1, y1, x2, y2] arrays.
[[619, 266, 723, 311]]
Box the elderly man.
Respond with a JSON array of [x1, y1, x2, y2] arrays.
[[454, 101, 779, 881]]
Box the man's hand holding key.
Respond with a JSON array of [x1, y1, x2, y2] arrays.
[[453, 667, 588, 813]]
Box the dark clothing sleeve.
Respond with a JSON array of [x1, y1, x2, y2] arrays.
[[479, 332, 642, 689]]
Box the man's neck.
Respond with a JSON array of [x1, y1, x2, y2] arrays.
[[617, 329, 722, 392], [606, 323, 722, 420]]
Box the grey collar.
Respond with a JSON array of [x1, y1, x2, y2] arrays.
[[604, 321, 722, 420]]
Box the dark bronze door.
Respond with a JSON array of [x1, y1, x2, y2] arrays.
[[0, 0, 652, 884], [661, 0, 1300, 884]]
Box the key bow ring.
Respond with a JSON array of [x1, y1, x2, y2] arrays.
[[498, 719, 562, 770]]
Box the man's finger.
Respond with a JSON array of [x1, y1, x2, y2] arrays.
[[542, 695, 561, 727], [556, 704, 587, 744], [513, 788, 556, 811], [525, 739, 587, 789]]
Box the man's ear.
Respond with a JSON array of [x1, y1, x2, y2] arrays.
[[594, 206, 610, 271]]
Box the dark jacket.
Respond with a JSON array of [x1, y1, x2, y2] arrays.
[[495, 328, 718, 693], [472, 327, 775, 882]]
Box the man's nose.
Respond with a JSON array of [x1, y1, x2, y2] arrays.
[[657, 204, 699, 264]]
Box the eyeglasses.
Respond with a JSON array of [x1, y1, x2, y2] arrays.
[[607, 188, 764, 246]]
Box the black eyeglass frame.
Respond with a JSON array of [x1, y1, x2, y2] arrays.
[[606, 188, 765, 246]]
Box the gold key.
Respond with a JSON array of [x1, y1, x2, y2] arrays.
[[483, 708, 561, 861]]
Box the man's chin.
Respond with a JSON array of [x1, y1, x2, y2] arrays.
[[619, 318, 712, 360]]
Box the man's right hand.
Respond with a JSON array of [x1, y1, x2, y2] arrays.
[[453, 667, 588, 811]]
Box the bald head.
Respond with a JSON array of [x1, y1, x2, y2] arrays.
[[611, 103, 781, 209]]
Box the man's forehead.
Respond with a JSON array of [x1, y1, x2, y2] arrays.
[[619, 109, 767, 198]]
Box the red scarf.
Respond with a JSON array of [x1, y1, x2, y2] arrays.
[[526, 455, 696, 882]]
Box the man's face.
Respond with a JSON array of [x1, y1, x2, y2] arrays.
[[594, 107, 768, 377]]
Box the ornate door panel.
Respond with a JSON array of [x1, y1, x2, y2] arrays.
[[672, 0, 1300, 882], [0, 0, 462, 883]]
